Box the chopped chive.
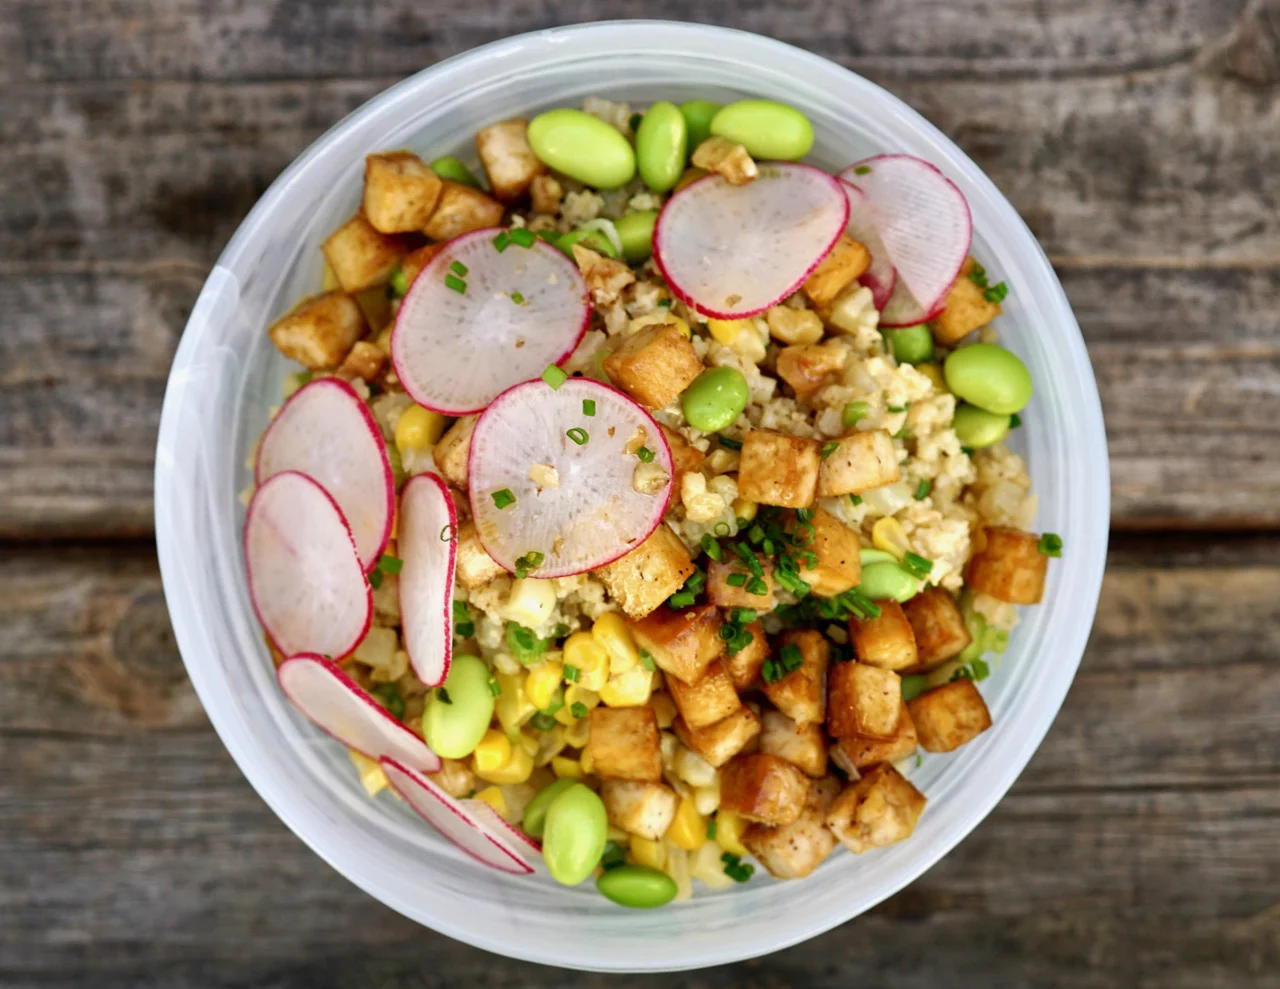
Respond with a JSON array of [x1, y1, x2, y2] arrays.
[[530, 712, 556, 732], [563, 664, 581, 683], [601, 841, 627, 871], [492, 488, 516, 509], [542, 365, 568, 390], [371, 683, 405, 720], [571, 701, 590, 719], [887, 404, 908, 413], [914, 479, 932, 500], [582, 399, 596, 416], [849, 494, 863, 506], [714, 521, 731, 537], [658, 298, 673, 308], [984, 282, 1009, 303], [444, 273, 467, 294], [668, 590, 696, 608], [729, 608, 757, 624], [378, 554, 403, 574], [388, 265, 409, 299], [493, 231, 512, 252], [706, 819, 717, 840], [510, 227, 536, 248], [514, 550, 545, 579], [968, 263, 988, 287], [747, 524, 765, 544], [842, 401, 869, 427], [686, 570, 706, 594], [1038, 533, 1064, 557], [1010, 413, 1023, 428], [455, 622, 475, 638], [566, 427, 589, 446], [854, 165, 872, 176], [449, 260, 469, 277], [779, 642, 804, 673], [436, 687, 453, 705], [510, 291, 526, 305], [820, 440, 839, 460], [726, 572, 748, 587], [638, 649, 656, 671], [368, 569, 383, 590], [453, 600, 471, 622], [487, 677, 502, 697], [637, 446, 655, 463], [903, 551, 934, 579], [701, 534, 722, 561], [746, 575, 769, 596], [972, 657, 991, 681], [796, 508, 814, 523], [629, 112, 643, 131], [717, 435, 743, 450]]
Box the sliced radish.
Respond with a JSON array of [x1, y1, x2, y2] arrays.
[[244, 470, 371, 659], [652, 163, 849, 319], [277, 654, 441, 773], [839, 154, 972, 315], [398, 472, 457, 687], [877, 278, 948, 329], [391, 228, 590, 416], [462, 800, 542, 859], [840, 181, 897, 310], [255, 377, 394, 573], [467, 378, 674, 578], [380, 757, 534, 875]]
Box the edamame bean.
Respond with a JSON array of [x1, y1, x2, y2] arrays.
[[679, 100, 722, 152], [431, 156, 481, 188], [857, 562, 920, 603], [527, 109, 636, 189], [943, 343, 1033, 415], [858, 548, 899, 567], [541, 783, 608, 886], [596, 864, 678, 909], [952, 402, 1011, 449], [557, 227, 620, 260], [522, 778, 578, 839], [614, 210, 659, 263], [681, 366, 749, 432], [635, 101, 688, 192], [885, 324, 935, 365], [421, 655, 494, 759], [710, 100, 815, 161]]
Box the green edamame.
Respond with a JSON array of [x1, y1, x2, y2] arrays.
[[885, 324, 935, 365], [541, 783, 608, 886], [558, 227, 620, 260], [857, 561, 921, 603], [679, 100, 722, 152], [522, 778, 578, 838], [635, 102, 687, 192], [681, 367, 749, 433], [710, 100, 814, 161], [421, 655, 494, 759], [858, 548, 900, 567], [943, 343, 1033, 415], [596, 864, 678, 909], [431, 156, 481, 188], [527, 109, 636, 189], [614, 210, 659, 263], [952, 403, 1011, 449]]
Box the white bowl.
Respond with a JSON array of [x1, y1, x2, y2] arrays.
[[155, 20, 1109, 972]]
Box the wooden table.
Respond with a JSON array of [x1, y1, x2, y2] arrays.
[[4, 1, 1279, 985]]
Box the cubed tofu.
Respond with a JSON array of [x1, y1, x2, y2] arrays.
[[825, 764, 926, 854], [664, 660, 740, 729], [902, 587, 972, 670], [706, 556, 775, 610], [322, 214, 407, 293], [793, 506, 861, 597], [832, 702, 918, 771], [674, 706, 761, 768], [691, 136, 758, 186], [743, 776, 839, 879], [759, 710, 827, 777], [422, 180, 505, 241], [474, 118, 545, 202], [603, 322, 703, 410], [765, 305, 825, 345], [816, 429, 900, 497], [600, 780, 679, 840], [723, 621, 769, 690], [267, 291, 364, 370], [850, 599, 919, 671], [630, 603, 723, 684], [592, 525, 696, 620], [659, 424, 706, 488], [775, 343, 848, 402], [400, 242, 448, 288], [454, 520, 504, 589], [719, 753, 810, 825], [803, 234, 872, 308], [335, 340, 386, 384], [529, 173, 564, 215], [762, 629, 828, 726], [587, 706, 663, 781], [432, 415, 477, 490], [931, 258, 1002, 345], [827, 661, 901, 740], [572, 245, 637, 307], [965, 526, 1049, 604], [737, 430, 821, 508], [363, 151, 444, 234], [907, 679, 992, 752]]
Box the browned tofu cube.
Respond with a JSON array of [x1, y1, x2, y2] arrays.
[[691, 136, 758, 185], [422, 181, 504, 241], [268, 291, 364, 370], [592, 525, 696, 620], [432, 415, 477, 490], [336, 340, 386, 384], [474, 118, 545, 202], [775, 343, 847, 402], [454, 520, 504, 589], [659, 424, 706, 489], [850, 599, 918, 671], [664, 661, 739, 729], [965, 526, 1049, 604], [759, 710, 827, 777], [907, 679, 992, 752], [792, 506, 861, 597], [706, 556, 775, 610], [572, 245, 637, 307], [587, 706, 662, 781], [602, 322, 702, 410], [720, 753, 809, 825], [674, 706, 761, 768], [901, 587, 972, 670], [762, 629, 828, 726], [832, 702, 918, 772], [825, 763, 926, 854], [630, 603, 723, 685], [724, 621, 768, 690], [931, 258, 1002, 345], [803, 234, 872, 308], [363, 151, 444, 234], [322, 214, 407, 293], [738, 430, 820, 508], [529, 174, 563, 215], [765, 305, 824, 345], [400, 242, 448, 288], [816, 429, 900, 497], [600, 780, 678, 840], [827, 661, 901, 739], [742, 776, 839, 879]]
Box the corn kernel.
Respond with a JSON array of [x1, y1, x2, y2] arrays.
[[592, 612, 639, 674], [599, 666, 654, 708], [517, 729, 540, 757], [917, 362, 946, 391], [691, 840, 734, 890], [395, 405, 444, 454], [674, 747, 717, 788], [651, 692, 677, 729], [347, 748, 389, 796], [472, 728, 513, 774], [666, 795, 707, 851], [715, 810, 750, 857], [495, 671, 535, 734], [693, 781, 720, 817], [563, 632, 609, 691], [731, 498, 757, 523], [474, 743, 533, 784], [506, 578, 558, 628], [564, 716, 590, 747], [706, 318, 750, 348], [375, 326, 394, 356], [580, 748, 595, 775], [872, 516, 911, 560], [555, 684, 601, 726], [629, 835, 666, 870], [473, 786, 507, 818], [551, 755, 584, 779], [524, 660, 564, 711], [533, 725, 567, 766]]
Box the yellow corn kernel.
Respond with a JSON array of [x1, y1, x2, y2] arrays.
[[629, 310, 692, 339], [691, 840, 734, 890], [917, 362, 946, 391], [347, 748, 389, 797], [375, 325, 394, 356], [533, 725, 567, 766], [473, 786, 507, 818], [666, 795, 708, 851], [524, 660, 564, 711], [599, 666, 655, 708], [551, 755, 584, 780], [495, 671, 535, 734], [675, 166, 707, 191], [395, 405, 445, 454], [555, 684, 601, 727], [564, 716, 590, 747], [731, 498, 757, 523], [651, 692, 677, 729], [706, 318, 751, 348], [580, 748, 595, 775], [629, 835, 667, 870], [563, 632, 609, 691], [472, 728, 513, 774], [322, 262, 341, 291], [474, 744, 533, 785], [506, 578, 558, 628], [592, 612, 640, 674], [872, 516, 911, 560], [516, 729, 540, 757], [715, 810, 750, 858]]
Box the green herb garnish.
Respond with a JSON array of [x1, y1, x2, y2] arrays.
[[492, 488, 516, 509], [1038, 533, 1064, 557]]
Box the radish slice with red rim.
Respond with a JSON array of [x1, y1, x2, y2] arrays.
[[244, 470, 371, 659], [877, 278, 948, 329], [463, 800, 542, 859], [277, 654, 441, 773], [468, 378, 673, 578], [840, 181, 897, 310], [653, 163, 849, 319], [839, 155, 972, 315], [398, 472, 457, 687], [381, 757, 535, 875], [255, 377, 394, 573], [391, 228, 590, 416]]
